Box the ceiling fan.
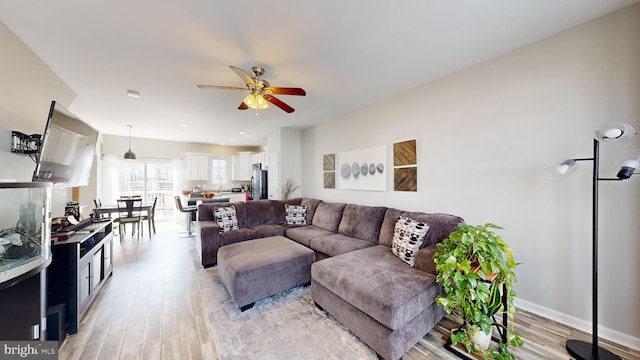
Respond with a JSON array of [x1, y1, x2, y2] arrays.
[[197, 66, 306, 113]]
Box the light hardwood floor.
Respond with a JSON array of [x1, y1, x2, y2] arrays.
[[58, 223, 640, 360], [58, 222, 219, 360]]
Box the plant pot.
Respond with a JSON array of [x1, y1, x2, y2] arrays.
[[470, 327, 492, 350]]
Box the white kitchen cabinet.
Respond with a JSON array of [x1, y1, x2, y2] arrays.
[[186, 153, 209, 181], [231, 151, 253, 181], [251, 152, 265, 167]]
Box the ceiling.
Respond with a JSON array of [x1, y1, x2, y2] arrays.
[[1, 1, 638, 146]]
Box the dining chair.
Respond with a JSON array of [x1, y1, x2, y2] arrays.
[[115, 198, 142, 240], [93, 198, 108, 219], [174, 196, 197, 237], [141, 196, 158, 235]]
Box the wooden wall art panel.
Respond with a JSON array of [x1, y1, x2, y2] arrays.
[[323, 154, 335, 171], [393, 139, 416, 166], [324, 172, 335, 189], [394, 167, 417, 192]]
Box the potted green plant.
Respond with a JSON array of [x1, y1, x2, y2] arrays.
[[433, 222, 524, 359]]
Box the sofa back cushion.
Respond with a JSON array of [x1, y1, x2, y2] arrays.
[[245, 200, 278, 227], [301, 198, 322, 225], [198, 202, 235, 221], [273, 198, 303, 224], [311, 201, 346, 232], [379, 208, 463, 248], [198, 201, 248, 228], [337, 204, 387, 243]]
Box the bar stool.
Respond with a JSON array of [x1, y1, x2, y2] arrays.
[[174, 196, 197, 237]]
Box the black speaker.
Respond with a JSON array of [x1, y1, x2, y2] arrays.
[[46, 304, 67, 347]]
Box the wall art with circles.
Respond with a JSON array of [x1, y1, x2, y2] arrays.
[[338, 145, 387, 191]]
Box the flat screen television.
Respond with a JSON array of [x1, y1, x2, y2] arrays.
[[32, 101, 99, 187]]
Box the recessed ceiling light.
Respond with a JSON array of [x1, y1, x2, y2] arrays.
[[229, 139, 235, 142], [126, 89, 140, 98], [181, 124, 188, 128], [239, 131, 246, 135]]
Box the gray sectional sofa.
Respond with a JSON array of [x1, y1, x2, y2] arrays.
[[196, 198, 462, 360]]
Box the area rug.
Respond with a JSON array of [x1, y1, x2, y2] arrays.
[[201, 268, 377, 360]]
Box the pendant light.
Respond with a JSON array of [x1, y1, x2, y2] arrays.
[[124, 124, 136, 160]]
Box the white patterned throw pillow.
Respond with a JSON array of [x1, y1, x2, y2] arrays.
[[285, 204, 307, 225], [214, 206, 239, 233], [391, 216, 430, 266]]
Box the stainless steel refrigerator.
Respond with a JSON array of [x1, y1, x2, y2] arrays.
[[250, 163, 268, 200]]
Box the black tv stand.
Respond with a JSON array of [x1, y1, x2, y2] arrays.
[[47, 219, 114, 336]]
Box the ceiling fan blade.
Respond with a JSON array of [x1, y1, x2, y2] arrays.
[[229, 66, 257, 87], [264, 87, 306, 96], [197, 85, 248, 91], [238, 102, 249, 110], [264, 94, 295, 113]]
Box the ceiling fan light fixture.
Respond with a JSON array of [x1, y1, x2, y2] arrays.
[[243, 93, 269, 110], [199, 65, 303, 113]]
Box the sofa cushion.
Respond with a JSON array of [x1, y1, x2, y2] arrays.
[[285, 204, 308, 225], [273, 198, 303, 224], [245, 200, 277, 227], [391, 216, 429, 266], [379, 209, 462, 248], [218, 228, 260, 247], [249, 224, 288, 238], [311, 245, 441, 330], [286, 225, 335, 247], [337, 204, 387, 243], [198, 202, 230, 221], [309, 233, 375, 257], [214, 206, 239, 233], [312, 201, 346, 232], [301, 198, 322, 225]]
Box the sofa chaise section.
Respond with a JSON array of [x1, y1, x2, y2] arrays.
[[310, 209, 463, 360]]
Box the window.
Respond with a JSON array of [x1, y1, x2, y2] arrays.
[[116, 159, 176, 222], [212, 159, 226, 184]]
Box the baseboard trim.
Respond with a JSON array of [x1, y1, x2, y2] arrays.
[[514, 298, 640, 351]]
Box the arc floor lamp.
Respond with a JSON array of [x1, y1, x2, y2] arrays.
[[544, 122, 638, 360]]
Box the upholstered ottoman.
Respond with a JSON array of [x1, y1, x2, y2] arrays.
[[217, 236, 315, 311]]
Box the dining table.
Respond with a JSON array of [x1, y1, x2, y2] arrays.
[[95, 202, 153, 217]]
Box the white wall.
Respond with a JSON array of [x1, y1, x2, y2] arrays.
[[301, 4, 640, 347], [266, 128, 302, 200], [0, 21, 78, 216]]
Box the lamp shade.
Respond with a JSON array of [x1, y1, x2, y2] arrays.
[[594, 123, 637, 142], [243, 93, 269, 110], [543, 159, 578, 181], [124, 149, 136, 160], [617, 159, 639, 179]]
